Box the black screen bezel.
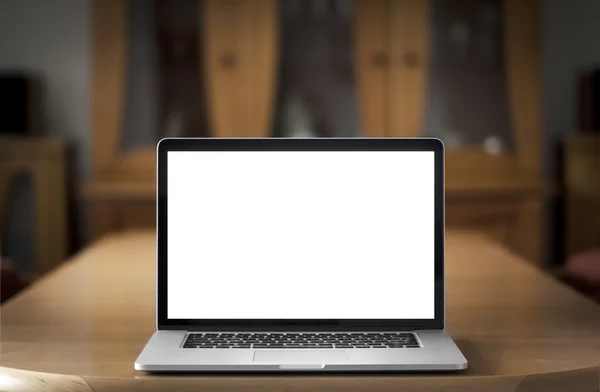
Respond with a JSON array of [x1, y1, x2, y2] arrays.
[[157, 138, 444, 331]]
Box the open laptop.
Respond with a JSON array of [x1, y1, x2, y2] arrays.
[[135, 138, 467, 372]]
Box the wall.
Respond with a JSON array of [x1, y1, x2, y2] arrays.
[[0, 0, 91, 177], [0, 0, 91, 271]]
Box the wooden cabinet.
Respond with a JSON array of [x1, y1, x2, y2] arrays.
[[87, 0, 542, 263]]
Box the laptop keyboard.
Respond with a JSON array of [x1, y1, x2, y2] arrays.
[[183, 332, 420, 349]]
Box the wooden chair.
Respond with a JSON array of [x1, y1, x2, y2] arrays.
[[0, 137, 69, 278], [559, 250, 600, 304]]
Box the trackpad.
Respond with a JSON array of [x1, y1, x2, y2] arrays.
[[253, 350, 349, 364]]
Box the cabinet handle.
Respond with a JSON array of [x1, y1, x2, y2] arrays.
[[403, 52, 420, 68], [371, 52, 389, 68], [219, 53, 237, 70]]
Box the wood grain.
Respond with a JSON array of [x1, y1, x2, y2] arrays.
[[235, 0, 278, 138], [0, 367, 91, 392], [355, 0, 389, 138], [505, 0, 542, 177], [92, 0, 128, 179], [1, 231, 600, 392], [388, 0, 429, 138], [204, 0, 239, 137]]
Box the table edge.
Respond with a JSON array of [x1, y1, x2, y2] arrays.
[[1, 364, 599, 392]]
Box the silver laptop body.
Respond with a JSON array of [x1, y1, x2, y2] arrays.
[[135, 138, 467, 372]]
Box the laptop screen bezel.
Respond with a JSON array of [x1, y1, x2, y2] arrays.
[[157, 138, 444, 331]]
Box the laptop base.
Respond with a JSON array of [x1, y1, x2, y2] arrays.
[[135, 330, 467, 372]]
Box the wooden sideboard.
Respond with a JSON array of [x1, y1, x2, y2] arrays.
[[84, 182, 155, 241], [86, 0, 543, 264]]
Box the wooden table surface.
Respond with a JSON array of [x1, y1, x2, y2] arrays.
[[1, 231, 600, 392]]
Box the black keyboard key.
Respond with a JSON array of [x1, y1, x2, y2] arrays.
[[183, 332, 420, 349]]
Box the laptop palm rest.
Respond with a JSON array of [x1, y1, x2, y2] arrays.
[[253, 350, 349, 366]]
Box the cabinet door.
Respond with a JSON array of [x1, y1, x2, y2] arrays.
[[355, 0, 391, 138], [204, 0, 278, 138], [389, 0, 540, 177], [266, 0, 388, 138], [389, 0, 429, 138], [93, 0, 209, 181]]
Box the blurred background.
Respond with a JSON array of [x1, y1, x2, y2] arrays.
[[1, 0, 600, 304]]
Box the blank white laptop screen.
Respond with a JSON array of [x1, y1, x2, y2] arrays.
[[167, 151, 435, 320]]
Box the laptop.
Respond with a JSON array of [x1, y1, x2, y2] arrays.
[[135, 138, 467, 372]]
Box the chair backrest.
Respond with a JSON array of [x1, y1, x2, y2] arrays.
[[0, 137, 69, 277]]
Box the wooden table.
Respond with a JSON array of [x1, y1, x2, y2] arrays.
[[1, 232, 600, 392]]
